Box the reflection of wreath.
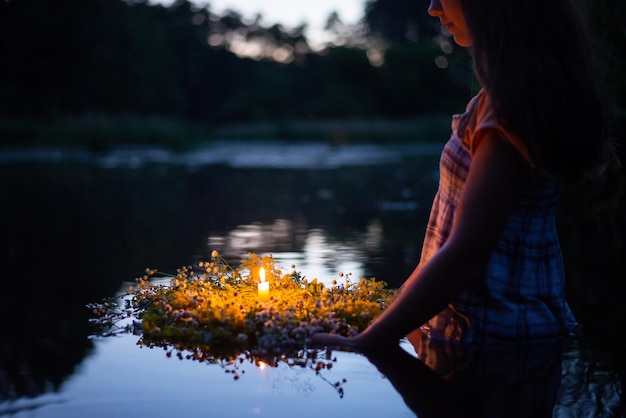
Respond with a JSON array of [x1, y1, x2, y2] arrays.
[[139, 336, 350, 397], [88, 252, 396, 397]]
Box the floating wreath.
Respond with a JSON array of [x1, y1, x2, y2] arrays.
[[88, 252, 396, 396]]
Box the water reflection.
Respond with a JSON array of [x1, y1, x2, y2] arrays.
[[363, 337, 565, 418], [0, 147, 436, 405], [208, 220, 379, 285], [0, 145, 624, 417]]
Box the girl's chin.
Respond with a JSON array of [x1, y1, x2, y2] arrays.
[[452, 35, 471, 47]]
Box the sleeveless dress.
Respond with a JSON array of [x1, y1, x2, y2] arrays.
[[420, 90, 577, 344]]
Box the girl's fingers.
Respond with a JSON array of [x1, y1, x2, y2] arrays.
[[310, 333, 352, 347]]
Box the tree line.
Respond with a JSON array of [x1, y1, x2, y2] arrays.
[[0, 0, 473, 144]]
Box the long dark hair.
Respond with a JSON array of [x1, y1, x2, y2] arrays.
[[461, 0, 611, 182]]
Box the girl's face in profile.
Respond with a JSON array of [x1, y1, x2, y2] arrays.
[[428, 0, 472, 47]]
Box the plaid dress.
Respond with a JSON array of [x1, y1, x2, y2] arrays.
[[420, 90, 577, 343]]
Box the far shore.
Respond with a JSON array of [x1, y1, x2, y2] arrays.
[[0, 140, 445, 168], [0, 114, 453, 152]]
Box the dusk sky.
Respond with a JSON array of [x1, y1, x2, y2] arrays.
[[151, 0, 365, 45]]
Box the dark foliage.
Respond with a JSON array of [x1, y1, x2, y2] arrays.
[[0, 0, 470, 147]]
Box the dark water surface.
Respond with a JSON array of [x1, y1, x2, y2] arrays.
[[0, 142, 623, 417]]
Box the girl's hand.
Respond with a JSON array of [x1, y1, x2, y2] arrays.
[[310, 331, 397, 350], [310, 333, 356, 348]]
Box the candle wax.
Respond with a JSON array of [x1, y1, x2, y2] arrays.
[[258, 267, 269, 301], [258, 281, 269, 301]]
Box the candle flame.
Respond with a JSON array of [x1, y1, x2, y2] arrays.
[[259, 267, 266, 283]]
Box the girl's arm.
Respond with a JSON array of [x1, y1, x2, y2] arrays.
[[312, 131, 530, 348]]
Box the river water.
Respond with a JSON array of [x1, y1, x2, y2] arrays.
[[0, 142, 622, 417]]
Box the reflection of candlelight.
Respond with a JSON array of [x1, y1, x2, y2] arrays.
[[258, 267, 269, 301]]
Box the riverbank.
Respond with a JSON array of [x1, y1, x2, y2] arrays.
[[0, 114, 452, 152], [0, 140, 444, 169]]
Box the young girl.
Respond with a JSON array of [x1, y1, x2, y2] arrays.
[[313, 0, 610, 348]]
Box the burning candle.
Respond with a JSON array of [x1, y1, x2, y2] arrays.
[[258, 267, 269, 301]]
